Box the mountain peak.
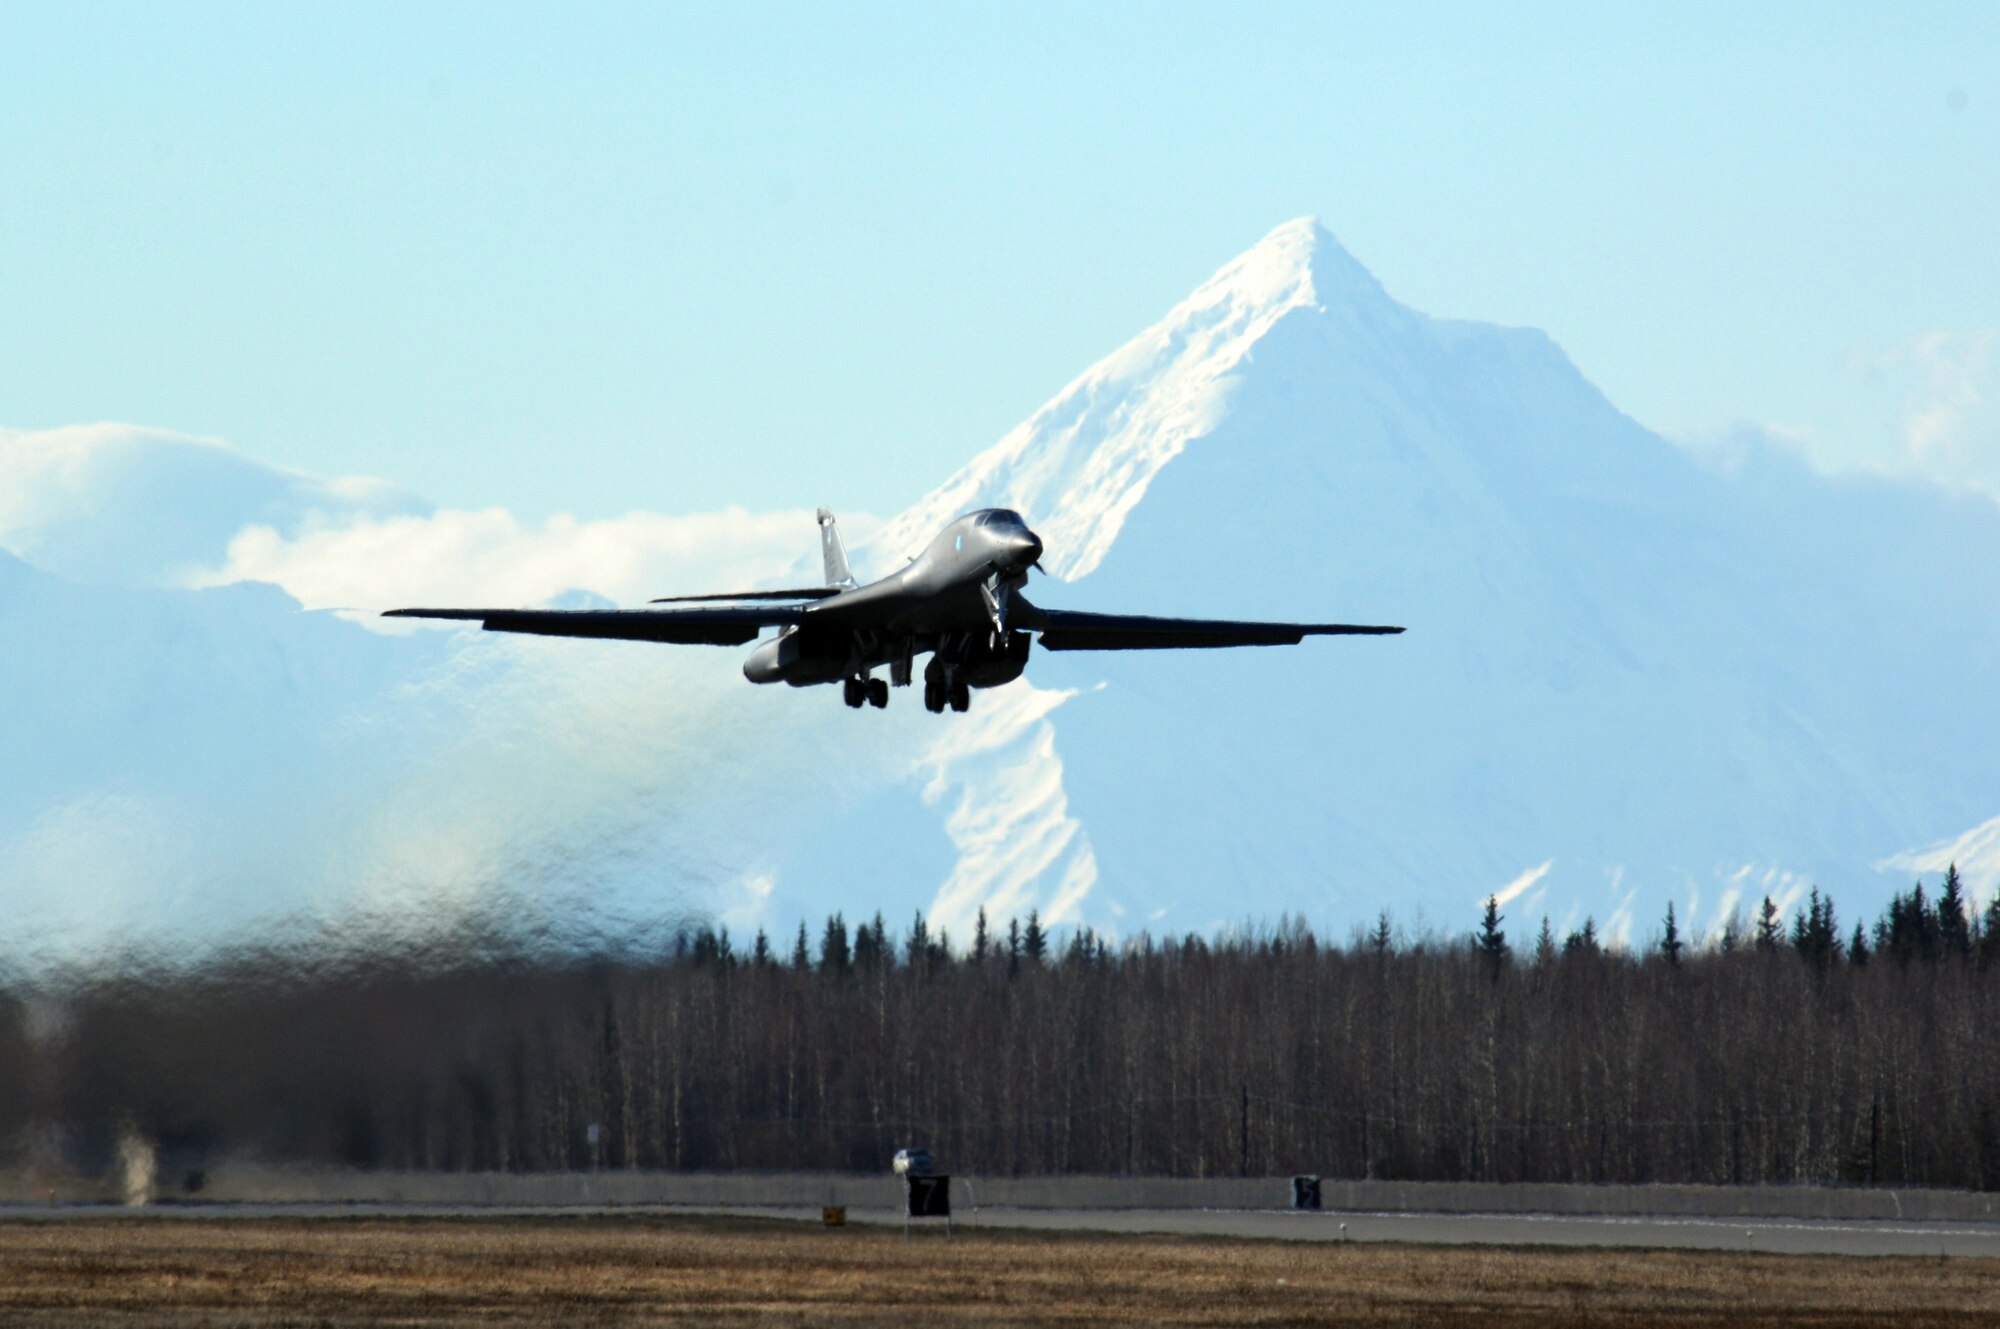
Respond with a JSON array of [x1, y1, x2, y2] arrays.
[[1196, 217, 1393, 319], [863, 219, 1408, 582]]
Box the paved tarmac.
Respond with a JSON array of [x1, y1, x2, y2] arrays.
[[949, 1205, 2000, 1258], [5, 1201, 1998, 1258]]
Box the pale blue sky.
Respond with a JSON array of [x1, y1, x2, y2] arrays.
[[3, 2, 1993, 519]]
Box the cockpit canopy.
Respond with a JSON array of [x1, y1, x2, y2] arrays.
[[974, 508, 1026, 528]]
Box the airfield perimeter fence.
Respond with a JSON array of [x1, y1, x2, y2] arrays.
[[6, 882, 2000, 1191]]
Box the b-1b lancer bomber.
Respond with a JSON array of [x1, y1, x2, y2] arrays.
[[386, 509, 1402, 713]]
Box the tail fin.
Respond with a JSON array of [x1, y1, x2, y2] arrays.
[[817, 508, 857, 589]]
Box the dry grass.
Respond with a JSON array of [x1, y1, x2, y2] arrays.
[[0, 1214, 1995, 1327]]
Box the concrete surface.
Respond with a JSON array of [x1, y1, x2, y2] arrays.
[[13, 1164, 1989, 1224], [2, 1199, 1997, 1258]]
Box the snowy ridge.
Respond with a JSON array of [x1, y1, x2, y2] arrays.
[[915, 681, 1098, 937], [863, 219, 1370, 583], [1881, 815, 2000, 912]]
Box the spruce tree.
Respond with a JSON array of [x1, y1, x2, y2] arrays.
[[1849, 921, 1870, 967], [1660, 902, 1683, 967], [1940, 864, 1971, 958], [1371, 912, 1393, 956], [791, 920, 811, 969], [1023, 909, 1047, 964], [1983, 893, 2000, 969], [972, 908, 990, 964], [1790, 888, 1840, 970], [820, 913, 851, 976], [1563, 917, 1599, 956], [1755, 896, 1782, 952], [1913, 883, 1940, 961], [1535, 916, 1557, 967], [1876, 884, 1940, 964], [1475, 896, 1508, 976]]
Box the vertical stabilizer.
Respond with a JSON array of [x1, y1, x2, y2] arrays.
[[817, 508, 857, 589]]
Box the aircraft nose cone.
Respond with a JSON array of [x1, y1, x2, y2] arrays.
[[1015, 531, 1043, 565]]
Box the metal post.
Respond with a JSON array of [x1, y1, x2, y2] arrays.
[[1870, 1095, 1880, 1186], [1240, 1083, 1250, 1177]]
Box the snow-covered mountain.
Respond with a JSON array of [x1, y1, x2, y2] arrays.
[[868, 218, 2000, 942], [6, 220, 1999, 965], [0, 424, 424, 588]]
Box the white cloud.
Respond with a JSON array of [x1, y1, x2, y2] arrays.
[[1816, 330, 2000, 496], [0, 422, 421, 586], [199, 504, 859, 621], [1705, 885, 1743, 947], [1889, 330, 1998, 478], [1684, 332, 2000, 501], [1487, 860, 1552, 910], [1602, 883, 1640, 952], [1, 422, 875, 624]]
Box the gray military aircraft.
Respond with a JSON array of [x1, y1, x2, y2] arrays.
[[386, 508, 1402, 713]]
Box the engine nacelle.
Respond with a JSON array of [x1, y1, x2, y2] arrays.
[[743, 631, 844, 686], [959, 631, 1032, 689]]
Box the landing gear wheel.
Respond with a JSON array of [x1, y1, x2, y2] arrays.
[[949, 680, 971, 713], [923, 674, 946, 713], [843, 677, 865, 708], [867, 678, 889, 709]]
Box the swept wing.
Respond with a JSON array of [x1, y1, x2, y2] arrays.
[[382, 603, 806, 646], [648, 588, 842, 603], [1025, 607, 1403, 651]]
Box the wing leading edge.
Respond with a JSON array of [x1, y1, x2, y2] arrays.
[[1026, 607, 1403, 651], [381, 604, 806, 646]]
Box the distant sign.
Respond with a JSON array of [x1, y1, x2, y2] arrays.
[[905, 1174, 950, 1219]]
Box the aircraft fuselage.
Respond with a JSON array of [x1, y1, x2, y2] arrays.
[[744, 508, 1043, 709]]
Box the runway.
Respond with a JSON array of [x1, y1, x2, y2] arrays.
[[6, 1201, 1997, 1258], [951, 1205, 2000, 1258]]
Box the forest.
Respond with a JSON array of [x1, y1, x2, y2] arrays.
[[4, 868, 1999, 1189]]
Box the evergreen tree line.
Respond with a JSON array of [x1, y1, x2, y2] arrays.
[[4, 868, 1999, 1188]]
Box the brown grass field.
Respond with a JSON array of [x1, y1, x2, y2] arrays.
[[0, 1214, 1996, 1327]]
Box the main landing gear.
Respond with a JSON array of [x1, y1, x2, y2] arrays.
[[843, 676, 889, 709], [922, 667, 971, 714]]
